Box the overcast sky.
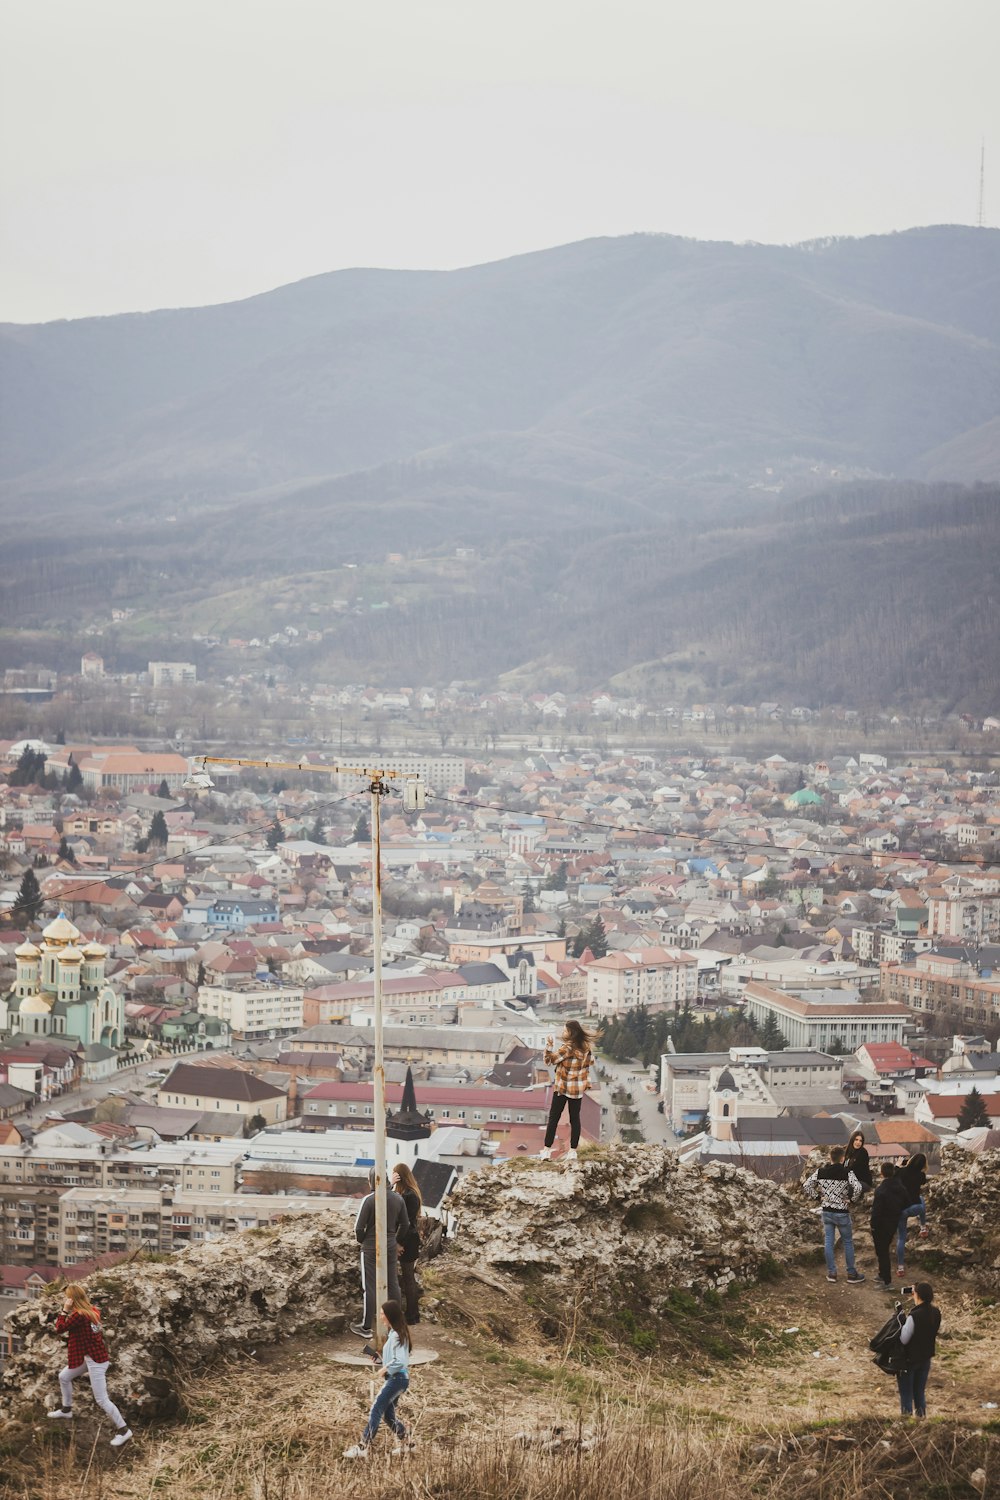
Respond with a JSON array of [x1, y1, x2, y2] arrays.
[[1, 0, 997, 323]]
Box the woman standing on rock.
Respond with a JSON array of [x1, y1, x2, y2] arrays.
[[539, 1020, 595, 1163], [896, 1282, 942, 1419], [392, 1162, 423, 1324], [845, 1129, 874, 1193], [47, 1284, 132, 1448]]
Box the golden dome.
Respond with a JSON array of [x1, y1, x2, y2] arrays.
[[83, 942, 107, 958], [59, 946, 84, 964], [42, 913, 82, 946], [14, 942, 41, 958], [19, 993, 52, 1015]]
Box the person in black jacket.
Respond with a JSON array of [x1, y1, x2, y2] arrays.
[[392, 1162, 422, 1324], [869, 1164, 910, 1288], [845, 1129, 874, 1193], [896, 1282, 942, 1418], [352, 1168, 410, 1340], [896, 1152, 929, 1275]]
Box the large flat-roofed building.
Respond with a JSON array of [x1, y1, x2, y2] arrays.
[[197, 980, 303, 1041], [282, 1023, 529, 1070], [881, 951, 1000, 1030], [741, 980, 912, 1053], [662, 1047, 845, 1133], [0, 1139, 246, 1194], [56, 1186, 337, 1265], [333, 755, 465, 793]]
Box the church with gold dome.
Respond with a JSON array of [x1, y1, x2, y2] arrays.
[[0, 913, 124, 1049]]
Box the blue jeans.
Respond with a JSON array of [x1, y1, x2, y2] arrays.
[[896, 1200, 926, 1263], [822, 1210, 856, 1276], [363, 1371, 408, 1444], [896, 1360, 931, 1416]]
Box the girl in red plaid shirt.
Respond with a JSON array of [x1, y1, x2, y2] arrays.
[[48, 1284, 132, 1447], [539, 1020, 596, 1162]]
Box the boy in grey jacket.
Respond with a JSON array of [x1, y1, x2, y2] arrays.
[[352, 1168, 410, 1338]]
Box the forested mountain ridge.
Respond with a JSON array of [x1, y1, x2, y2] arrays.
[[1, 227, 998, 707]]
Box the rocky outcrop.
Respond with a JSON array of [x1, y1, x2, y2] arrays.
[[0, 1210, 356, 1422], [448, 1146, 818, 1293], [927, 1146, 1000, 1289], [0, 1147, 819, 1422]]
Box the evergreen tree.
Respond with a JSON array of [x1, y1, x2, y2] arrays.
[[65, 758, 83, 793], [352, 813, 371, 844], [543, 860, 568, 891], [957, 1086, 990, 1131], [588, 915, 609, 958], [10, 747, 46, 787], [759, 1013, 787, 1050], [157, 779, 171, 800], [55, 728, 66, 745], [57, 835, 76, 865], [266, 819, 284, 851], [12, 868, 43, 924], [521, 881, 536, 913], [148, 810, 169, 846], [310, 817, 326, 844]]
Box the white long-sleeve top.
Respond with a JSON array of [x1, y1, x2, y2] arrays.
[[381, 1329, 410, 1376]]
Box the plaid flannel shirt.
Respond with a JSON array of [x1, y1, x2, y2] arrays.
[[544, 1044, 594, 1099], [56, 1309, 110, 1367]]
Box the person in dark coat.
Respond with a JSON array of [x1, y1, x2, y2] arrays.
[[896, 1282, 942, 1417], [352, 1168, 410, 1340], [896, 1152, 929, 1275], [845, 1129, 874, 1193], [392, 1161, 422, 1324], [869, 1163, 910, 1288]]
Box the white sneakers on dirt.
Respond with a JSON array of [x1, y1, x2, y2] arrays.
[[343, 1444, 369, 1460], [564, 1149, 578, 1162], [110, 1428, 133, 1448], [47, 1409, 73, 1420], [537, 1147, 552, 1160]]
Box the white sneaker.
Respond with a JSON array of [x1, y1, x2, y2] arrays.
[[537, 1147, 552, 1160], [564, 1148, 578, 1162], [110, 1428, 132, 1448], [47, 1409, 73, 1420], [343, 1444, 369, 1460]]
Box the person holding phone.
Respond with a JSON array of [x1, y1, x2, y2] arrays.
[[895, 1282, 941, 1418]]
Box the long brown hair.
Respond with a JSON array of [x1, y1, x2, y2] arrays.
[[382, 1298, 411, 1351], [392, 1161, 422, 1212], [64, 1283, 100, 1322], [564, 1020, 596, 1055]]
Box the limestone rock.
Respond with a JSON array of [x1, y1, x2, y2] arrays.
[[927, 1147, 1000, 1290], [448, 1145, 817, 1292]]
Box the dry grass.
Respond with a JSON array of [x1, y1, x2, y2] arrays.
[[2, 1264, 998, 1500]]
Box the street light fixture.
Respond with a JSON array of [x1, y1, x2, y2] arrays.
[[184, 754, 425, 1346]]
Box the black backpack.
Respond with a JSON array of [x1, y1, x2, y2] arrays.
[[869, 1304, 907, 1375]]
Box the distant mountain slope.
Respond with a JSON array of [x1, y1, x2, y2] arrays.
[[1, 228, 998, 707], [2, 227, 998, 510]]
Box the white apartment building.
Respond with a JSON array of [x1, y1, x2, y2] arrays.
[[333, 754, 465, 793], [741, 980, 911, 1052], [198, 979, 304, 1040], [586, 946, 698, 1018], [148, 660, 198, 686], [926, 894, 1000, 942], [0, 1140, 246, 1194], [57, 1186, 338, 1264]]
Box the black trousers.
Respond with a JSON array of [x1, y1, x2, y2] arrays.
[[545, 1092, 582, 1149], [871, 1224, 894, 1285], [399, 1256, 420, 1322], [360, 1247, 401, 1330]]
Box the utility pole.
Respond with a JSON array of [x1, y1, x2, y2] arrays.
[[184, 755, 425, 1346]]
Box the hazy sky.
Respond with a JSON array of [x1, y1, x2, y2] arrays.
[[1, 0, 996, 323]]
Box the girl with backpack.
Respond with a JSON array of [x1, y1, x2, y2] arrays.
[[47, 1284, 132, 1448], [392, 1161, 422, 1324]]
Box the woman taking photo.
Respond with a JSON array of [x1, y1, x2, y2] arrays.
[[392, 1161, 422, 1324], [539, 1020, 595, 1162], [896, 1282, 942, 1418], [47, 1284, 132, 1448]]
